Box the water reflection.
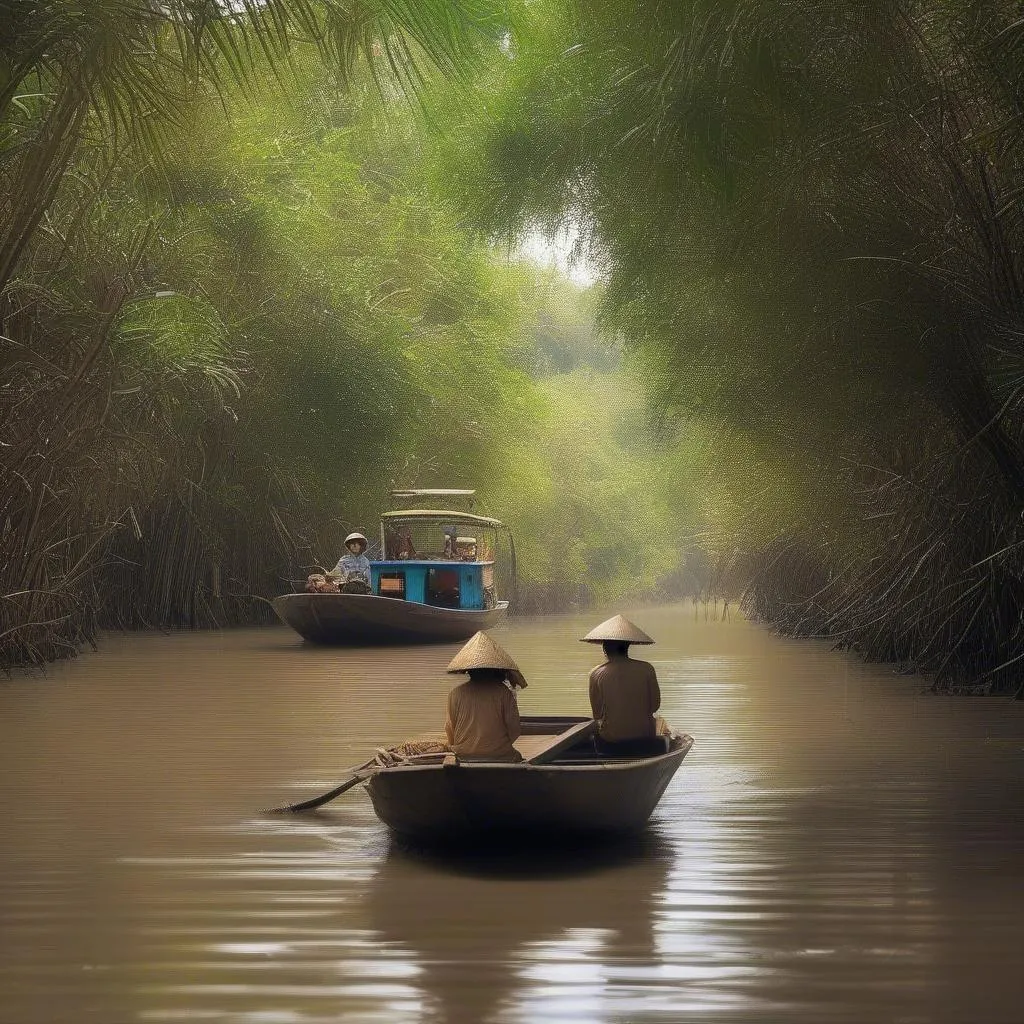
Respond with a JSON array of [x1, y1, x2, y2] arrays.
[[362, 833, 673, 1024], [112, 766, 1024, 1024]]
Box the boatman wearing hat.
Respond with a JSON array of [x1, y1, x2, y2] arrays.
[[444, 631, 529, 762], [331, 532, 372, 590], [582, 614, 664, 757]]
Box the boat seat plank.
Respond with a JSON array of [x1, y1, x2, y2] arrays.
[[513, 735, 559, 760], [520, 720, 596, 764], [519, 715, 589, 736]]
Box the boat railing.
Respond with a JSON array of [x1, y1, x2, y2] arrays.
[[372, 555, 495, 564]]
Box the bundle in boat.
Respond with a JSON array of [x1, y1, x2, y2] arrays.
[[373, 739, 450, 766]]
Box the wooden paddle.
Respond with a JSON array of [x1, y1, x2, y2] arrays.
[[266, 749, 450, 813], [266, 758, 377, 813]]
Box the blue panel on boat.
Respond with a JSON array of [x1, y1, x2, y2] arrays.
[[459, 564, 484, 610], [371, 563, 426, 603], [371, 560, 493, 609]]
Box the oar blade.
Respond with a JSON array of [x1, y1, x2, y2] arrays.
[[264, 771, 372, 814]]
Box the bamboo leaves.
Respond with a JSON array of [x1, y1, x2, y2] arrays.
[[437, 0, 1024, 690], [0, 0, 528, 669]]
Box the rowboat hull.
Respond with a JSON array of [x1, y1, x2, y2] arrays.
[[272, 592, 510, 645], [366, 734, 694, 842]]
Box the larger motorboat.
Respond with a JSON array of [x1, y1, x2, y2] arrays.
[[272, 490, 512, 644]]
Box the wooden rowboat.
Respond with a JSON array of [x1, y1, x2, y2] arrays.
[[365, 716, 694, 842], [272, 591, 509, 645]]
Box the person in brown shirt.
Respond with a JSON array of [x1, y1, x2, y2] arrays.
[[581, 614, 665, 757], [443, 631, 528, 762]]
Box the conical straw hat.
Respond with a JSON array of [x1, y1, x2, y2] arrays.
[[579, 614, 655, 645], [446, 631, 521, 674]]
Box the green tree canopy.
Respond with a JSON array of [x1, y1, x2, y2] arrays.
[[435, 0, 1024, 691]]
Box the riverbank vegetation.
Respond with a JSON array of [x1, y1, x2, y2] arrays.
[[0, 2, 527, 669], [442, 0, 1024, 695], [8, 2, 1022, 695], [0, 2, 704, 672]]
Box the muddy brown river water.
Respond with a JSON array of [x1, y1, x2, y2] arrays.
[[2, 605, 1024, 1023]]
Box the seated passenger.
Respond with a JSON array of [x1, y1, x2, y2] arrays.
[[442, 527, 457, 559], [581, 614, 666, 757], [443, 631, 528, 762], [396, 526, 416, 560], [331, 532, 372, 592]]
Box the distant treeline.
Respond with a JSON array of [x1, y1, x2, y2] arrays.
[[443, 0, 1024, 696]]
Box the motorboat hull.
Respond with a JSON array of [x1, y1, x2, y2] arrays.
[[272, 592, 510, 645]]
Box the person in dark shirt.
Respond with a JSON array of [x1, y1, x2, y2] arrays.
[[581, 614, 666, 757]]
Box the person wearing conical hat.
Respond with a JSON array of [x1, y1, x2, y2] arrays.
[[443, 631, 528, 762], [581, 614, 664, 756]]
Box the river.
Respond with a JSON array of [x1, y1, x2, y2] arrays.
[[1, 605, 1023, 1023]]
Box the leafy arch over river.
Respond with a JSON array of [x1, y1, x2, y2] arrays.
[[5, 1, 1024, 695], [437, 0, 1024, 695]]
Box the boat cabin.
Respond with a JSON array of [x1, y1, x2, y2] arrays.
[[370, 509, 505, 611]]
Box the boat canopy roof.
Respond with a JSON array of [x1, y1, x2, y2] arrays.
[[390, 488, 475, 499], [382, 509, 504, 528]]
